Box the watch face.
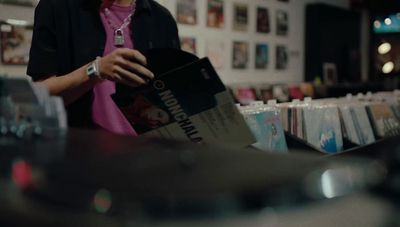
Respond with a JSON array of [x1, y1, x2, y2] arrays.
[[87, 63, 98, 79]]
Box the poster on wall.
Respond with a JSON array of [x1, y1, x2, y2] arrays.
[[180, 37, 197, 55], [233, 3, 248, 32], [0, 23, 32, 65], [176, 0, 197, 25], [206, 39, 225, 70], [276, 45, 288, 70], [256, 7, 270, 34], [255, 43, 269, 69], [276, 10, 289, 36], [232, 41, 249, 69], [0, 0, 38, 7], [207, 0, 224, 28]]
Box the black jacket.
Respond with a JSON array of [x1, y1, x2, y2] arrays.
[[27, 0, 180, 128]]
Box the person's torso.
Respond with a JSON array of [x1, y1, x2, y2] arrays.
[[48, 0, 180, 128]]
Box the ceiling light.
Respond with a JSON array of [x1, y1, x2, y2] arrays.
[[382, 62, 394, 74], [374, 20, 381, 28], [378, 42, 392, 55], [6, 19, 29, 26]]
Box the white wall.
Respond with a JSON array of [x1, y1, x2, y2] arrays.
[[0, 0, 350, 85], [158, 0, 349, 86]]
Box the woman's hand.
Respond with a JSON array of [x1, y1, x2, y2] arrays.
[[99, 48, 154, 86]]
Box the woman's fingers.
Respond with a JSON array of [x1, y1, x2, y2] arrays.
[[113, 65, 148, 86], [116, 56, 154, 80], [118, 48, 147, 66], [98, 48, 154, 86]]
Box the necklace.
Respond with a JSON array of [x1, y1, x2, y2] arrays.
[[103, 0, 137, 47]]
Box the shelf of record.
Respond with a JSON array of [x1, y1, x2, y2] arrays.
[[237, 91, 400, 155]]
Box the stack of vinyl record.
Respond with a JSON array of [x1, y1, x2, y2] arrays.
[[238, 102, 288, 152], [274, 100, 343, 154], [240, 91, 400, 153]]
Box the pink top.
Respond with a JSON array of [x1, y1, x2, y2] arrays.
[[91, 2, 137, 136]]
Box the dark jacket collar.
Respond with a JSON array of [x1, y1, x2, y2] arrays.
[[136, 0, 152, 13], [82, 0, 152, 13]]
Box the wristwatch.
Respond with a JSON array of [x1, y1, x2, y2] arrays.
[[86, 57, 103, 80]]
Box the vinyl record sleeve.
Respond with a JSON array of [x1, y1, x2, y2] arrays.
[[242, 109, 288, 152], [303, 106, 343, 153], [112, 49, 255, 147], [367, 103, 399, 138]]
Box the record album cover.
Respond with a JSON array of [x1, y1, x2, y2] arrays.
[[113, 49, 255, 147], [276, 10, 288, 36], [177, 0, 197, 25], [295, 107, 304, 139], [232, 41, 249, 69], [256, 7, 270, 33], [207, 0, 224, 28], [233, 3, 248, 31], [303, 106, 343, 153], [367, 103, 400, 138], [0, 23, 32, 65], [340, 106, 360, 144], [279, 106, 289, 132], [235, 87, 257, 105], [276, 45, 288, 70], [391, 104, 400, 120], [260, 85, 274, 103], [255, 43, 269, 69], [351, 105, 376, 145], [180, 37, 197, 55], [243, 110, 288, 152], [272, 84, 289, 102]]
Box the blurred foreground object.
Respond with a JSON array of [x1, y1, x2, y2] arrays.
[[0, 75, 67, 140], [0, 128, 392, 226], [0, 75, 67, 178]]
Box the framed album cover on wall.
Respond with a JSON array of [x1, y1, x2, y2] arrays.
[[176, 0, 197, 25], [233, 3, 248, 32], [232, 41, 249, 69], [207, 0, 224, 28], [0, 22, 33, 65], [256, 7, 270, 34]]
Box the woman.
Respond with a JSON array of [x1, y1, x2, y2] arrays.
[[27, 0, 180, 136], [119, 93, 170, 134]]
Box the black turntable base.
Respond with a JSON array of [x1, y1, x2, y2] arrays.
[[0, 129, 390, 226]]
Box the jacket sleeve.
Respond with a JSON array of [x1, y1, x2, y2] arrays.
[[169, 8, 181, 49], [157, 2, 181, 50], [27, 0, 58, 81], [168, 12, 181, 50]]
